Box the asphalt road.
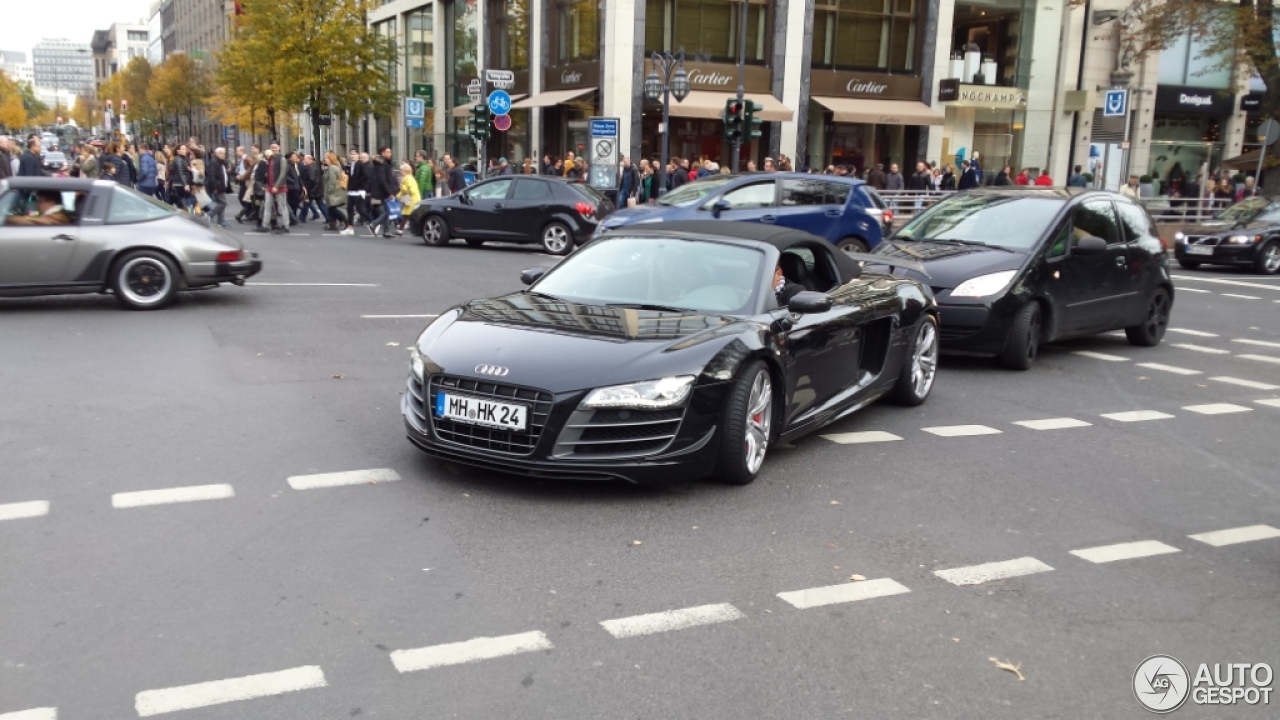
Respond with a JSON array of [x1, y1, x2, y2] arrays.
[[2, 213, 1279, 719]]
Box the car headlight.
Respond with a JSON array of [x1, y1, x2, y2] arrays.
[[1226, 234, 1260, 245], [410, 346, 425, 380], [581, 375, 695, 409], [1174, 231, 1185, 242], [950, 270, 1017, 298]]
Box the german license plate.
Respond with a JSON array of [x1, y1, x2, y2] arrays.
[[435, 392, 527, 431], [1186, 245, 1214, 256]]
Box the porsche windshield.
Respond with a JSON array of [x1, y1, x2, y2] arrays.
[[532, 236, 765, 315], [895, 195, 1063, 250]]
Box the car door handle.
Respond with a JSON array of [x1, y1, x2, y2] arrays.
[[825, 208, 842, 217], [1115, 256, 1126, 267], [53, 234, 76, 242], [760, 215, 777, 223], [494, 203, 504, 209]]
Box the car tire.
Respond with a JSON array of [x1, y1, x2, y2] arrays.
[[999, 301, 1041, 371], [541, 222, 574, 255], [836, 237, 869, 255], [715, 360, 772, 486], [421, 215, 450, 246], [112, 250, 179, 311], [1254, 240, 1280, 274], [1177, 258, 1201, 270], [1125, 287, 1171, 347], [465, 238, 485, 248], [889, 315, 939, 405]]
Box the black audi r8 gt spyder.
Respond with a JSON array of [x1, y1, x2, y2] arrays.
[[407, 175, 615, 256], [872, 189, 1173, 370], [403, 221, 939, 485], [1173, 196, 1280, 274]]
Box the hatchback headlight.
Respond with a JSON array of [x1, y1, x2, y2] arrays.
[[582, 375, 695, 409], [410, 347, 426, 380], [1226, 234, 1260, 245], [951, 270, 1017, 298]]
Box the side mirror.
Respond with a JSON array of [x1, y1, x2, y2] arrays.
[[520, 266, 546, 286], [1073, 235, 1107, 255], [458, 192, 472, 205], [710, 199, 730, 218], [787, 291, 833, 314]]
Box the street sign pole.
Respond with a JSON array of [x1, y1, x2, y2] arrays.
[[731, 0, 747, 174]]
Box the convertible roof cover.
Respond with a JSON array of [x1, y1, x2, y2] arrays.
[[617, 220, 864, 279]]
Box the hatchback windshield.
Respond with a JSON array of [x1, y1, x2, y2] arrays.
[[895, 194, 1064, 250], [656, 176, 738, 207], [532, 236, 764, 315]]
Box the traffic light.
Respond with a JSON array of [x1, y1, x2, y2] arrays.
[[722, 98, 744, 146], [470, 104, 491, 141], [744, 100, 764, 140]]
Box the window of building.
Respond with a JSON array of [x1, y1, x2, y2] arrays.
[[646, 0, 769, 64], [556, 0, 599, 64], [811, 0, 915, 72], [1158, 32, 1232, 89], [407, 8, 433, 85], [490, 0, 531, 71]]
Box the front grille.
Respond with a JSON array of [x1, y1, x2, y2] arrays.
[[427, 375, 554, 456], [940, 325, 978, 341], [553, 406, 685, 458], [1184, 235, 1218, 246]]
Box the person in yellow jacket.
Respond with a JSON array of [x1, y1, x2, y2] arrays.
[[396, 162, 421, 235]]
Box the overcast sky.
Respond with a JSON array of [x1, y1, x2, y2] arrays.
[[0, 0, 154, 60]]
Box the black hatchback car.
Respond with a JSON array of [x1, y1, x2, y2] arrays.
[[408, 175, 615, 255], [873, 189, 1173, 369], [1174, 197, 1280, 274]]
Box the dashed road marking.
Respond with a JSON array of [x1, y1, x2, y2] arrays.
[[111, 484, 235, 509], [0, 708, 57, 720], [1257, 399, 1280, 408], [1212, 376, 1280, 391], [391, 631, 554, 673], [1188, 525, 1280, 547], [1137, 362, 1202, 375], [1171, 343, 1230, 354], [251, 282, 380, 287], [1221, 293, 1261, 300], [1182, 403, 1252, 415], [1171, 275, 1280, 292], [1100, 410, 1175, 422], [1237, 354, 1280, 365], [599, 603, 745, 638], [821, 431, 903, 444], [1012, 417, 1092, 430], [1232, 338, 1280, 349], [361, 314, 440, 319], [1073, 350, 1130, 361], [0, 500, 50, 522], [921, 424, 1002, 437], [777, 578, 911, 609], [134, 665, 327, 717], [1168, 328, 1218, 337], [286, 468, 401, 490], [1176, 287, 1212, 293], [1069, 540, 1180, 564], [933, 557, 1054, 586]]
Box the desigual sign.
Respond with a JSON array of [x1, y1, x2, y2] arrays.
[[1155, 85, 1233, 115], [811, 70, 921, 101]]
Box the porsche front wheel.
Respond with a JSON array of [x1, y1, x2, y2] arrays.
[[889, 315, 938, 405], [715, 361, 772, 486]]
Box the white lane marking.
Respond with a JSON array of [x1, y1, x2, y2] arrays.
[[1189, 524, 1280, 547], [134, 665, 327, 717], [1212, 376, 1280, 391], [821, 430, 903, 444], [599, 603, 745, 639], [1237, 354, 1280, 365], [1171, 274, 1280, 292], [250, 282, 380, 287], [1257, 399, 1280, 408], [0, 708, 57, 720], [1182, 403, 1252, 415], [286, 468, 401, 490], [1168, 328, 1218, 337], [1073, 350, 1130, 361], [391, 631, 553, 673], [1069, 540, 1180, 563], [0, 500, 50, 522], [361, 314, 440, 319], [111, 484, 234, 509], [1100, 410, 1175, 422], [933, 557, 1054, 586], [1172, 343, 1230, 355], [1221, 293, 1261, 300], [1136, 362, 1202, 375], [1233, 338, 1280, 349], [1013, 417, 1092, 431], [1176, 287, 1212, 293], [921, 424, 1002, 437], [777, 578, 911, 609]]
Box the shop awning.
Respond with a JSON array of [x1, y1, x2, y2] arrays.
[[811, 97, 944, 126], [510, 87, 597, 109], [1222, 148, 1266, 170], [450, 95, 528, 118], [667, 91, 794, 122]]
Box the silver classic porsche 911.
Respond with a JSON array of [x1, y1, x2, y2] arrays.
[[0, 177, 261, 310]]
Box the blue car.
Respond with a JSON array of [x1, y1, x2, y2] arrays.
[[592, 173, 892, 253]]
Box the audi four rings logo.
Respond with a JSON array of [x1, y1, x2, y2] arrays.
[[475, 364, 510, 377]]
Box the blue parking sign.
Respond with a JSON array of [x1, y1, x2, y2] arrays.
[[1103, 89, 1127, 117]]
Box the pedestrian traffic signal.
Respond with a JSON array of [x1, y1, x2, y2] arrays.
[[470, 104, 491, 141], [723, 98, 744, 146], [744, 100, 764, 140]]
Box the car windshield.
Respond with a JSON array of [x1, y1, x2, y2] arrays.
[[656, 176, 738, 207], [895, 195, 1063, 250], [1216, 197, 1272, 223], [531, 236, 765, 315], [45, 152, 66, 162]]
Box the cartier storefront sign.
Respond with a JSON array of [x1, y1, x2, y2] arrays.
[[810, 71, 922, 101], [644, 60, 772, 93], [544, 61, 600, 91]]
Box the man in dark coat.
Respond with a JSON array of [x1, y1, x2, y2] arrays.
[[958, 160, 980, 190], [367, 146, 399, 237], [446, 155, 466, 194], [205, 147, 232, 227], [866, 163, 886, 190], [17, 137, 46, 177]]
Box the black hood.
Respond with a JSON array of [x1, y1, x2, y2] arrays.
[[874, 241, 1026, 290]]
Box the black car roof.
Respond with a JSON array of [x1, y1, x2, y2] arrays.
[[0, 177, 105, 191]]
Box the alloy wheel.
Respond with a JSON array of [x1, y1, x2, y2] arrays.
[[1264, 244, 1280, 273], [743, 371, 772, 474], [911, 321, 938, 398], [425, 217, 442, 243], [1146, 292, 1170, 338], [119, 257, 172, 306], [543, 224, 570, 253]]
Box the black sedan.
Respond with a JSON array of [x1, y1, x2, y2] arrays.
[[42, 151, 68, 173], [1174, 197, 1280, 274], [408, 175, 615, 256], [873, 189, 1173, 370], [403, 221, 939, 485]]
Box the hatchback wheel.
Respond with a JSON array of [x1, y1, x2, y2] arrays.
[[1255, 240, 1280, 275], [715, 361, 772, 486], [541, 222, 573, 255], [1125, 288, 1170, 346], [999, 302, 1041, 370], [890, 315, 938, 405], [113, 250, 179, 310], [422, 215, 450, 246], [837, 237, 869, 255]]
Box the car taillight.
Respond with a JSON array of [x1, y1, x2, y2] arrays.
[[216, 250, 243, 262], [883, 209, 894, 224], [575, 202, 596, 218]]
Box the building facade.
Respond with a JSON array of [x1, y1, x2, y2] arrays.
[[32, 39, 94, 99], [0, 50, 34, 86]]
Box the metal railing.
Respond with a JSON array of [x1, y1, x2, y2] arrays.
[[874, 189, 1235, 226]]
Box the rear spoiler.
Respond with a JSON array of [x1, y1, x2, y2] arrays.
[[843, 252, 930, 280]]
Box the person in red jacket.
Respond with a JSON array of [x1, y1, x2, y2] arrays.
[[1034, 171, 1053, 186], [1015, 168, 1030, 186]]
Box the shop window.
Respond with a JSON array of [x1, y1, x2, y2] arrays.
[[647, 0, 770, 64], [811, 0, 915, 73], [556, 0, 599, 64], [490, 0, 531, 72]]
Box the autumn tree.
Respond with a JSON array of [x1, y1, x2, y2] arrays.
[[149, 53, 212, 140], [70, 94, 97, 131], [0, 70, 28, 131]]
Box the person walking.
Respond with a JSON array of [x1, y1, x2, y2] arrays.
[[395, 162, 421, 235], [866, 163, 887, 190], [1066, 165, 1088, 188], [958, 160, 980, 190], [169, 144, 194, 209], [17, 138, 45, 177], [0, 136, 13, 180], [939, 165, 956, 191], [367, 146, 398, 237], [447, 155, 465, 194], [206, 147, 231, 227], [299, 154, 326, 224], [993, 165, 1012, 186], [618, 155, 640, 207], [236, 154, 260, 224], [285, 151, 303, 224], [323, 151, 352, 234], [345, 150, 368, 228], [262, 146, 291, 233], [414, 151, 434, 200], [136, 145, 159, 198], [885, 163, 904, 190]]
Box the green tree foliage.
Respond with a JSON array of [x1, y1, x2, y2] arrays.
[[0, 70, 28, 130], [150, 53, 212, 138], [17, 80, 47, 119]]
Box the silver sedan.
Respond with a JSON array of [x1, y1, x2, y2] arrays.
[[0, 177, 261, 310]]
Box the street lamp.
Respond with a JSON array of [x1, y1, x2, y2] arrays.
[[644, 49, 690, 197]]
